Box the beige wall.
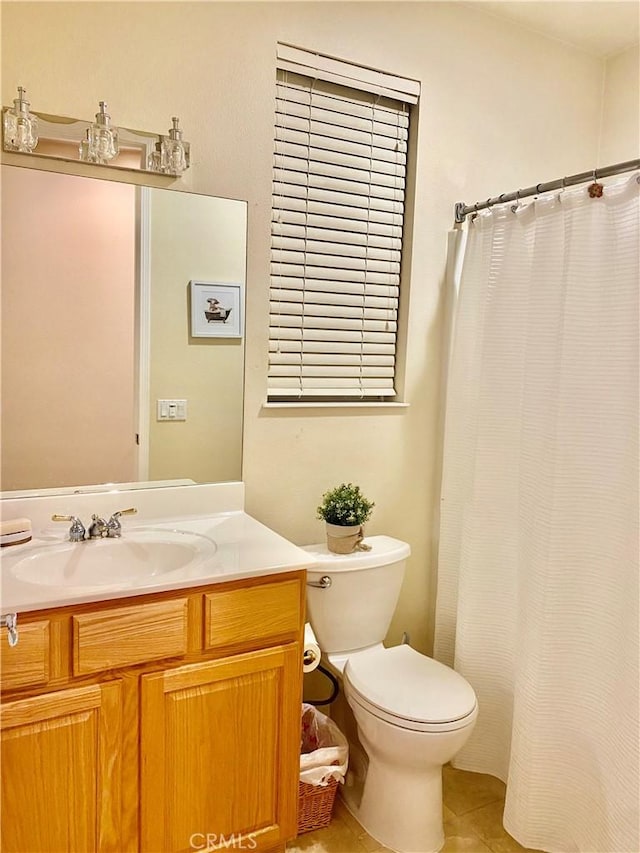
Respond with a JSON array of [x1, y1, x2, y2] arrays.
[[148, 189, 246, 482], [600, 45, 640, 164], [2, 2, 605, 652], [1, 167, 136, 490]]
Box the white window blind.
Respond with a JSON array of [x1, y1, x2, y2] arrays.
[[269, 47, 417, 401]]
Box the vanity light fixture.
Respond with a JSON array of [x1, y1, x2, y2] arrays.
[[3, 86, 38, 152], [3, 95, 191, 177], [83, 101, 119, 164]]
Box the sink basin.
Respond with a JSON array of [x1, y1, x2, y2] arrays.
[[10, 528, 217, 589]]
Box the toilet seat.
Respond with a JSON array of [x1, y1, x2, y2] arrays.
[[344, 645, 477, 733]]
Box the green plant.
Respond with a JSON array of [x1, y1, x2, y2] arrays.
[[316, 483, 375, 527]]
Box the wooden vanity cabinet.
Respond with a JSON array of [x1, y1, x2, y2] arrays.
[[0, 571, 305, 853]]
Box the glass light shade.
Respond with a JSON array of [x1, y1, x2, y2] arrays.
[[3, 87, 38, 153], [147, 139, 164, 172], [78, 129, 92, 162], [87, 101, 119, 164], [160, 117, 190, 175]]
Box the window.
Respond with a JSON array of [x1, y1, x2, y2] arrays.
[[269, 45, 419, 402]]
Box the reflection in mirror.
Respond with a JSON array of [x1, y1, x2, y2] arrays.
[[1, 166, 247, 495]]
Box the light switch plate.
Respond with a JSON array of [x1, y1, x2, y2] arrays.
[[156, 399, 188, 421]]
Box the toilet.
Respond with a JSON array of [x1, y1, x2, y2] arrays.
[[303, 536, 478, 853]]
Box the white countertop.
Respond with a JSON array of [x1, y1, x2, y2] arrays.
[[0, 510, 312, 613]]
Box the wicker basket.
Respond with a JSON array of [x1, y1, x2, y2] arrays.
[[297, 777, 339, 834]]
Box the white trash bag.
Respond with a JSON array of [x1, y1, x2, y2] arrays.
[[300, 703, 349, 787]]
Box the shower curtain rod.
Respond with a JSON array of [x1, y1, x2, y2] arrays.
[[454, 157, 640, 223]]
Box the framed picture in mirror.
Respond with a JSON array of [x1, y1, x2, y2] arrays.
[[190, 281, 243, 338]]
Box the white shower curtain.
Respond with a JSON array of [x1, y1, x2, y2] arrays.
[[434, 174, 639, 853]]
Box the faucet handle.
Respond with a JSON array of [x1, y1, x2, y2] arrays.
[[51, 514, 86, 542], [111, 507, 137, 519], [106, 507, 137, 538]]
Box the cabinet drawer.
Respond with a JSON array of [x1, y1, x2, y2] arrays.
[[0, 620, 50, 691], [73, 598, 189, 676], [205, 579, 301, 650]]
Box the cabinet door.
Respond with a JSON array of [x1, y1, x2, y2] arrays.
[[141, 644, 300, 853], [1, 681, 122, 853]]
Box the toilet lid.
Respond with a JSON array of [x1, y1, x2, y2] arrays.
[[345, 645, 477, 725]]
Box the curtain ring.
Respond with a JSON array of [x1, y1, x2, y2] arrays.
[[558, 176, 567, 201], [511, 189, 520, 213], [588, 168, 604, 198]]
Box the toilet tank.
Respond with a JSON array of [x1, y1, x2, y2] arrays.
[[302, 536, 410, 655]]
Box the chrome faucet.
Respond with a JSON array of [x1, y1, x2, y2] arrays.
[[105, 507, 137, 537], [52, 507, 137, 541], [51, 514, 86, 542]]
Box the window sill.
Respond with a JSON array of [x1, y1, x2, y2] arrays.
[[261, 401, 410, 411]]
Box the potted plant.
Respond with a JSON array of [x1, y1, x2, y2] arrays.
[[316, 483, 374, 554]]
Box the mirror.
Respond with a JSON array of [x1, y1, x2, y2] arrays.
[[1, 165, 247, 495]]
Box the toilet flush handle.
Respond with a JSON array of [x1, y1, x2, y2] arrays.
[[307, 575, 332, 589]]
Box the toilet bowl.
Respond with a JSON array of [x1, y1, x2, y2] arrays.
[[303, 537, 478, 853], [343, 644, 477, 853]]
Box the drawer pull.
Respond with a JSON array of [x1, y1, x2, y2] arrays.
[[1, 613, 18, 647]]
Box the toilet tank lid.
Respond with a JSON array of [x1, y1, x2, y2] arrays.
[[301, 535, 410, 571]]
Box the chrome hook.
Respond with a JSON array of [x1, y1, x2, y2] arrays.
[[1, 614, 18, 647]]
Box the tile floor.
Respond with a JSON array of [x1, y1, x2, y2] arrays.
[[287, 765, 542, 853]]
